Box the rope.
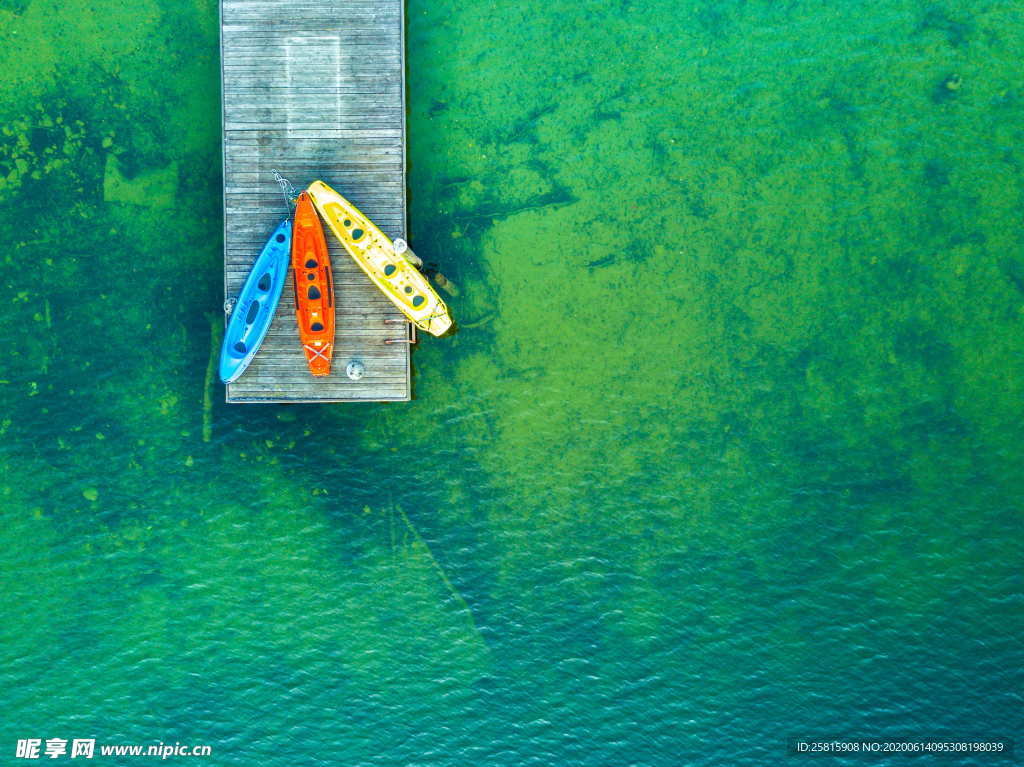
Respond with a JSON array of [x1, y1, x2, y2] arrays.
[[271, 169, 298, 216], [304, 343, 332, 362], [425, 305, 449, 332]]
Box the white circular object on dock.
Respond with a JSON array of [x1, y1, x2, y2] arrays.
[[346, 361, 366, 381], [392, 238, 408, 254]]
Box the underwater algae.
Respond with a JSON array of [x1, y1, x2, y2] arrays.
[[398, 0, 1024, 748], [1, 0, 1023, 763], [404, 0, 1023, 559]]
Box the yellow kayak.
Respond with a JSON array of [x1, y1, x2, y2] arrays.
[[306, 180, 453, 336]]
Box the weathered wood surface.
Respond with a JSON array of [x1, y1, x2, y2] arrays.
[[221, 0, 411, 403]]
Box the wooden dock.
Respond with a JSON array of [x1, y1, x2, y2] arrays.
[[220, 0, 412, 403]]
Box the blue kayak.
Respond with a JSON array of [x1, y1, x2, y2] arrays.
[[219, 220, 292, 384]]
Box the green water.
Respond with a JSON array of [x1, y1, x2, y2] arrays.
[[1, 0, 1022, 763]]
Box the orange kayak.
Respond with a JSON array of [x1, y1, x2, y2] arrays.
[[291, 191, 335, 376]]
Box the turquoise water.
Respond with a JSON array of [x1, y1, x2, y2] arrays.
[[1, 0, 1022, 764]]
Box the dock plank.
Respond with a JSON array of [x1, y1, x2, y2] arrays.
[[220, 0, 411, 403]]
